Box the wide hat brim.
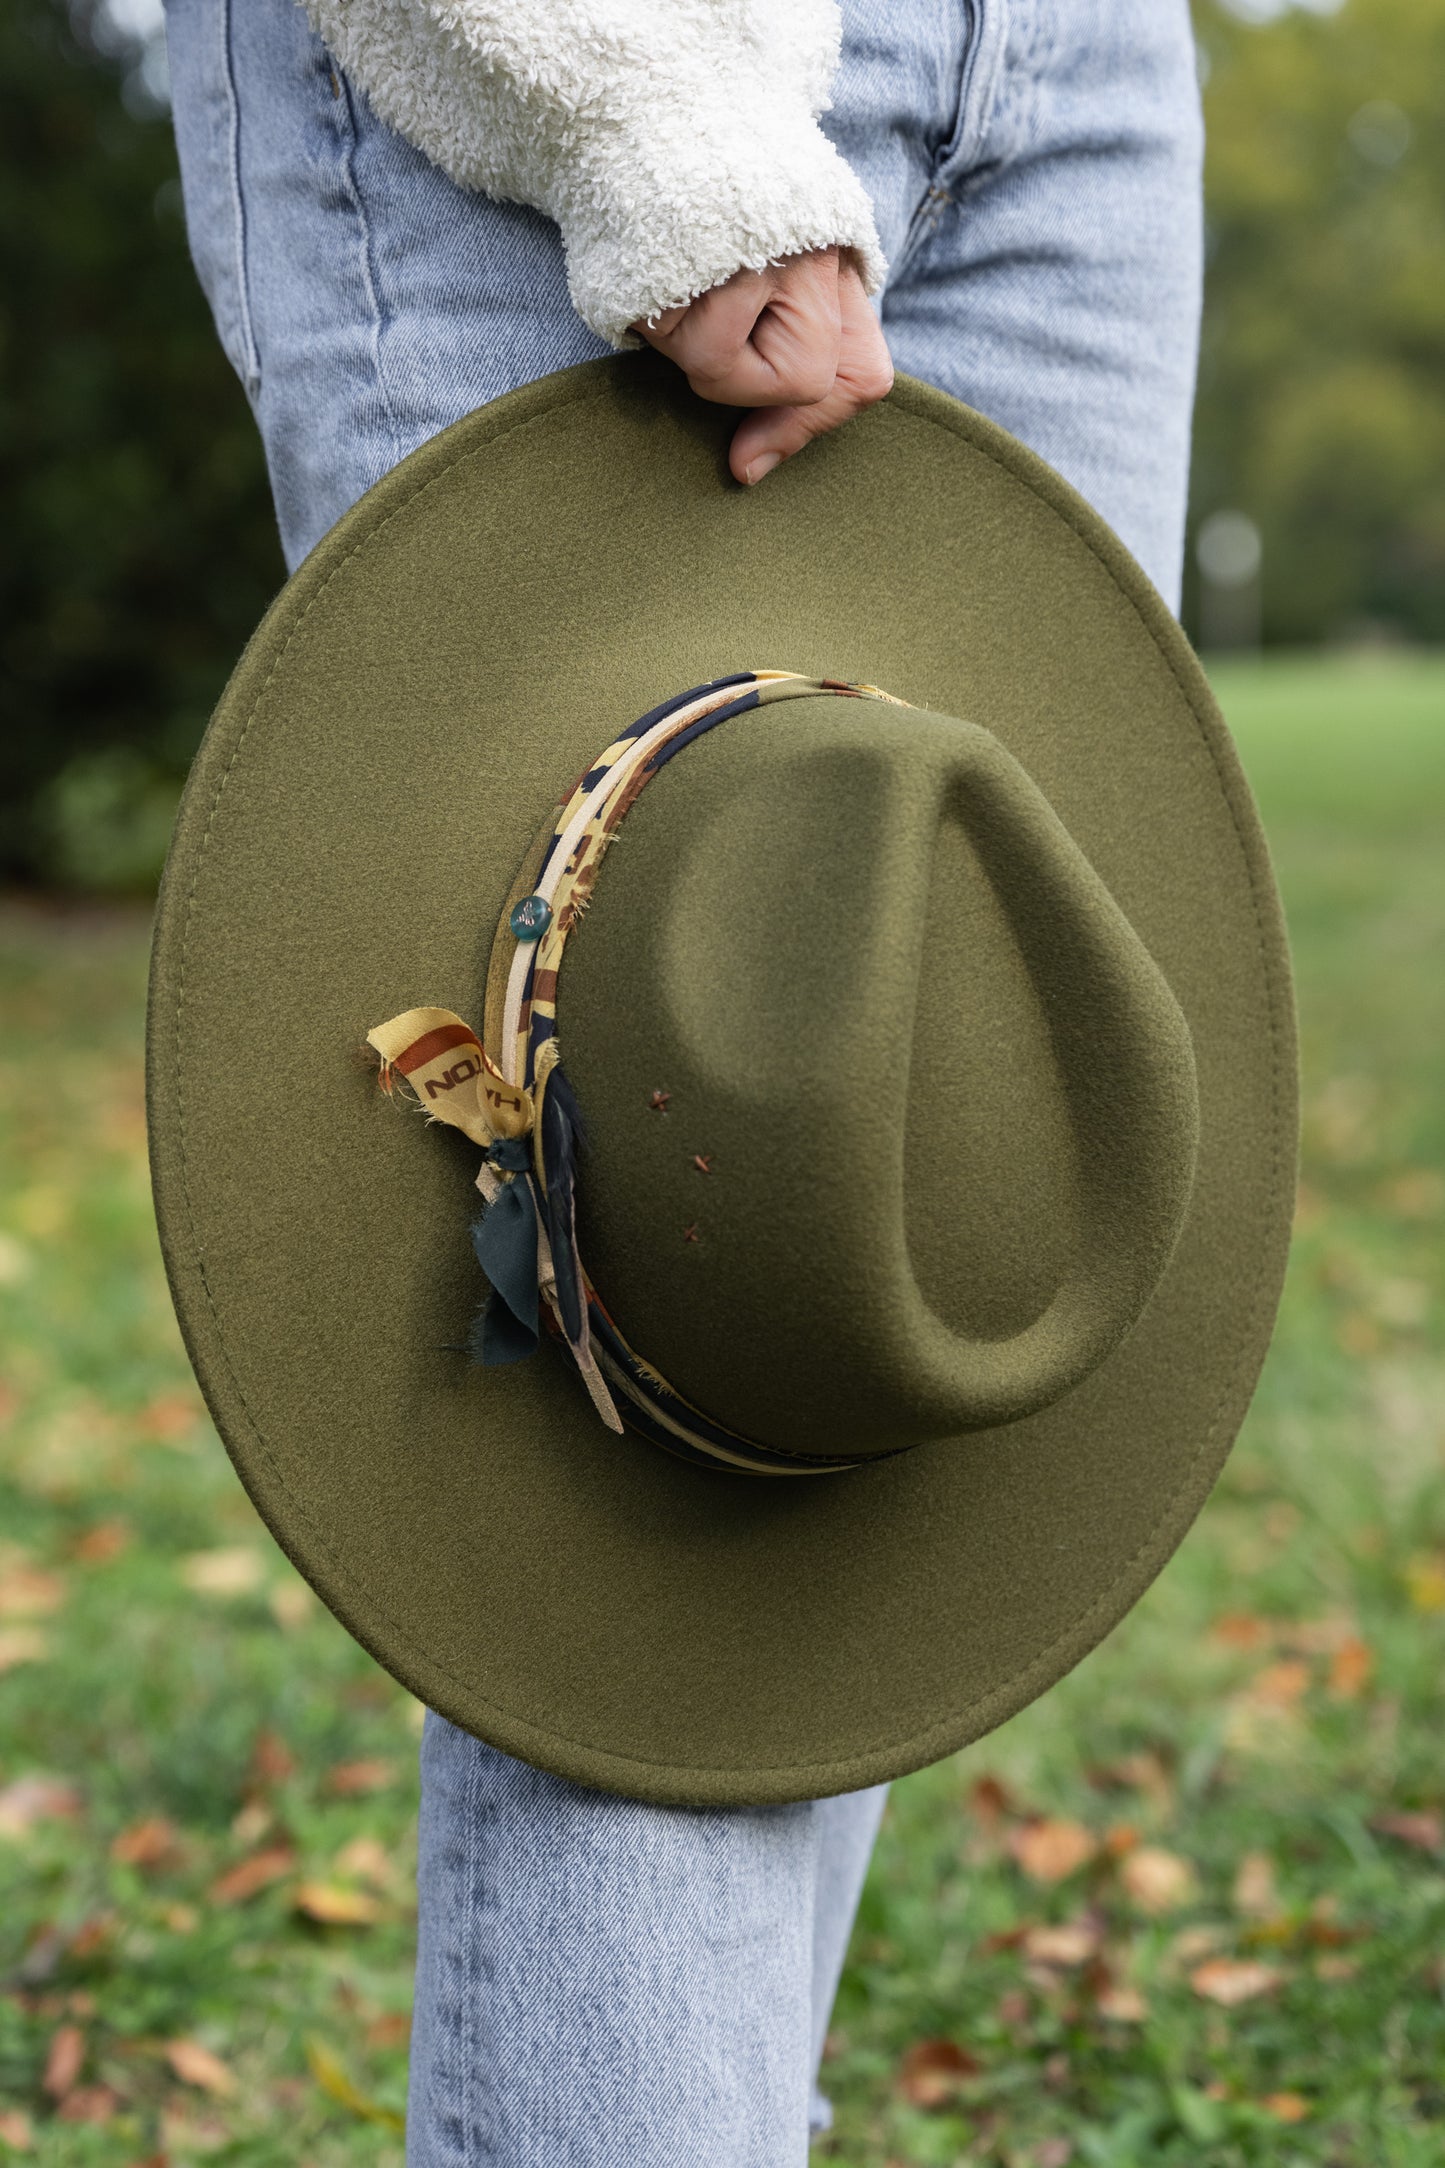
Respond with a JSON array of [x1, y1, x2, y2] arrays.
[[147, 358, 1297, 1807]]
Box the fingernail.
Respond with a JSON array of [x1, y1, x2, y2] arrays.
[[744, 452, 782, 485]]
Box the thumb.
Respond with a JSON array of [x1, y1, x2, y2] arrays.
[[729, 392, 854, 485]]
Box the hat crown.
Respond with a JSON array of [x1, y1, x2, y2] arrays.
[[561, 695, 1200, 1459]]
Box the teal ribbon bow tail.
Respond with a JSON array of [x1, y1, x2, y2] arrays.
[[468, 1139, 540, 1366]]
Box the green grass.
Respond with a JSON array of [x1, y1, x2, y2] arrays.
[[2, 651, 1443, 2166]]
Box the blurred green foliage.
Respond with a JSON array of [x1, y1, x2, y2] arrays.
[[0, 0, 283, 889], [1, 0, 1441, 889], [1192, 0, 1445, 645]]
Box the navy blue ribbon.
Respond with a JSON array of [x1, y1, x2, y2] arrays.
[[468, 1137, 539, 1366]]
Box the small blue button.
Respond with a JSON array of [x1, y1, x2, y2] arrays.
[[509, 894, 553, 942]]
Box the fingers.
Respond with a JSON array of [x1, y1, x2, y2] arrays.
[[629, 248, 894, 485], [633, 250, 844, 410], [726, 259, 893, 486]]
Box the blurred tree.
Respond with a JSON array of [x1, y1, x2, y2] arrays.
[[0, 0, 281, 886], [1191, 0, 1445, 645], [1, 0, 1440, 887]]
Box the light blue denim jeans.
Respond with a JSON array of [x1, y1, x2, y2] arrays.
[[164, 1, 1203, 2159]]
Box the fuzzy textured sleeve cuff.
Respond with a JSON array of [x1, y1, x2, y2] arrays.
[[302, 0, 888, 348]]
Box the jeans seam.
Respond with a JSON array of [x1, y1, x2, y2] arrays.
[[460, 1738, 481, 2165], [890, 0, 1009, 280], [219, 0, 261, 396], [942, 0, 1010, 180], [332, 69, 405, 472]]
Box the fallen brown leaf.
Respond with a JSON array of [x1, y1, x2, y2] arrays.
[[0, 1774, 83, 1840], [179, 1548, 265, 1598], [294, 1882, 383, 1926], [895, 2038, 980, 2109], [1021, 1920, 1101, 1968], [1189, 1957, 1283, 2007], [1328, 1637, 1375, 1699], [0, 1628, 48, 1675], [165, 2038, 238, 2098], [1088, 1747, 1176, 1818], [324, 1759, 397, 1798], [55, 2086, 119, 2125], [979, 1924, 1032, 1955], [1095, 1984, 1147, 2023], [68, 1916, 115, 1961], [0, 2107, 33, 2149], [0, 1566, 67, 1618], [208, 1845, 295, 1905], [1119, 1846, 1195, 1916], [1232, 1851, 1277, 1919], [1169, 1925, 1224, 1966], [268, 1583, 315, 1630], [70, 1519, 132, 1565], [334, 1836, 395, 1889], [43, 2025, 85, 2100], [1261, 2092, 1310, 2123], [1371, 1809, 1442, 1854], [111, 1817, 182, 1870], [967, 1773, 1017, 1826], [248, 1730, 297, 1788], [1103, 1822, 1140, 1858], [364, 2012, 411, 2051], [1211, 1612, 1272, 1652], [1008, 1818, 1098, 1885], [138, 1391, 205, 1442], [1248, 1658, 1312, 1707], [230, 1800, 273, 1846]]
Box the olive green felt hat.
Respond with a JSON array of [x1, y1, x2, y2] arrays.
[[147, 355, 1298, 1808]]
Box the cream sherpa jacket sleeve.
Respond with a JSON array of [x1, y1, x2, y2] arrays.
[[301, 0, 887, 348]]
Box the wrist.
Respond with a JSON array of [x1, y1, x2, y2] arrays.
[[555, 97, 886, 348]]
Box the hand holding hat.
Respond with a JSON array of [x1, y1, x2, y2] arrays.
[[632, 247, 893, 486]]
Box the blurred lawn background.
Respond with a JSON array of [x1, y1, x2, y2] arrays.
[[2, 654, 1443, 2165], [3, 0, 1444, 2160]]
